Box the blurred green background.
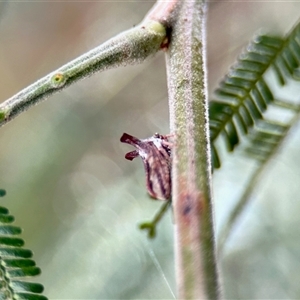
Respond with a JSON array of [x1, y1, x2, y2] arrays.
[[1, 1, 300, 299]]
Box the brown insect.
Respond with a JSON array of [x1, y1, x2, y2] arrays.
[[120, 133, 172, 200]]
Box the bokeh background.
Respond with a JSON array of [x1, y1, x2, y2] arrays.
[[1, 1, 300, 299]]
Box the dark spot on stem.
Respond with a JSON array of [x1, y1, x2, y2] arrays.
[[183, 203, 192, 215], [181, 194, 192, 216]]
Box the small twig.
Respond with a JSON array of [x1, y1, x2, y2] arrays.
[[139, 201, 171, 238], [0, 0, 181, 127], [0, 20, 165, 126]]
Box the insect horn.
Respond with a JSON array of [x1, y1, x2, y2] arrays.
[[120, 133, 141, 160], [124, 150, 139, 161], [120, 133, 143, 147]]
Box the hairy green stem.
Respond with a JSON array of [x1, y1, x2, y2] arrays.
[[165, 0, 221, 299], [0, 18, 166, 126], [0, 0, 183, 127]]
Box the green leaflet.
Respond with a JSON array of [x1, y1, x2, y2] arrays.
[[209, 21, 300, 168], [0, 189, 48, 300], [211, 21, 300, 252]]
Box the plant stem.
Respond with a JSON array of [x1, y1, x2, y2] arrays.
[[165, 0, 221, 299], [139, 201, 172, 238], [0, 7, 170, 127], [145, 0, 179, 26]]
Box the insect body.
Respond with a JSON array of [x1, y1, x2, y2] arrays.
[[120, 133, 172, 200]]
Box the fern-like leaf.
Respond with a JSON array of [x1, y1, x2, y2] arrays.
[[214, 20, 300, 252], [244, 117, 290, 162], [209, 21, 300, 168], [218, 102, 300, 252], [0, 189, 47, 300]]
